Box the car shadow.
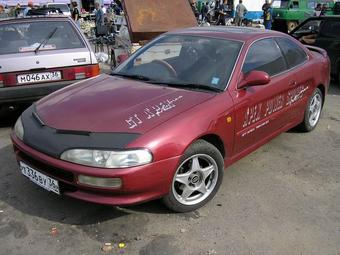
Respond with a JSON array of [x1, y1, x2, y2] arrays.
[[0, 104, 30, 128]]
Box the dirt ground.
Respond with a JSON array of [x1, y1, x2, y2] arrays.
[[0, 83, 339, 255]]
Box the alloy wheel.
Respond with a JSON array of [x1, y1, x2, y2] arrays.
[[172, 154, 218, 206], [309, 93, 322, 127]]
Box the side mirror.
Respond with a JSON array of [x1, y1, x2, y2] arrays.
[[238, 70, 271, 89]]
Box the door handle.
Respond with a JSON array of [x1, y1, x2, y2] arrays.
[[289, 80, 297, 86]]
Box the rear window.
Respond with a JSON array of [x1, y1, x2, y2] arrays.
[[0, 20, 85, 55]]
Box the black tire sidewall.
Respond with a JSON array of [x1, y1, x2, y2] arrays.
[[162, 139, 224, 213]]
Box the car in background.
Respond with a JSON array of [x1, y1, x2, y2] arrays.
[[11, 27, 330, 212], [272, 0, 335, 32], [290, 16, 340, 85], [46, 3, 71, 16], [334, 1, 340, 15], [0, 16, 99, 112]]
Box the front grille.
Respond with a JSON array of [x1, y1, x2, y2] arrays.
[[18, 150, 74, 183]]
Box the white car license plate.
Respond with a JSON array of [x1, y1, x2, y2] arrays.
[[20, 161, 60, 195], [17, 71, 62, 84]]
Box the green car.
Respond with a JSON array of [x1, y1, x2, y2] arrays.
[[272, 0, 335, 32]]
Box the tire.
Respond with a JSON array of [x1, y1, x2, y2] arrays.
[[162, 139, 224, 213], [297, 88, 323, 132]]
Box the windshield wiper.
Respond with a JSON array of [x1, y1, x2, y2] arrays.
[[111, 72, 155, 82], [163, 82, 222, 92], [112, 73, 222, 92], [34, 27, 58, 54]]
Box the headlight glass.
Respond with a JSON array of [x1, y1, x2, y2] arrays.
[[14, 117, 24, 140], [60, 149, 153, 168]]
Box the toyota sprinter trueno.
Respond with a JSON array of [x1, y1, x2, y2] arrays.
[[11, 27, 330, 212]]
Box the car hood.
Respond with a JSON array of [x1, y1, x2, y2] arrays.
[[36, 74, 216, 134]]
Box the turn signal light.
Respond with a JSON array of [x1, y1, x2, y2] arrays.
[[77, 175, 122, 188]]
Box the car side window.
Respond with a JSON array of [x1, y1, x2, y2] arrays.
[[242, 38, 287, 76], [291, 1, 299, 8], [307, 0, 316, 9], [276, 38, 308, 68], [319, 21, 340, 38]]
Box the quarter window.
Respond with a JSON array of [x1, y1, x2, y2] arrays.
[[242, 38, 287, 76], [276, 37, 308, 68]]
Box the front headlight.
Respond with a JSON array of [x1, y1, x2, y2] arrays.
[[60, 149, 153, 168], [14, 117, 24, 140]]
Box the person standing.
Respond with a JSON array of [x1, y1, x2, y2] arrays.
[[201, 2, 209, 22], [262, 0, 273, 29], [71, 1, 80, 25], [320, 4, 327, 16], [189, 0, 199, 19], [95, 1, 105, 37], [314, 3, 322, 16], [0, 2, 8, 19], [216, 0, 229, 25], [235, 0, 247, 26], [14, 3, 21, 17], [23, 1, 33, 16]]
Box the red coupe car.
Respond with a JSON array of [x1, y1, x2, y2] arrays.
[[11, 27, 330, 212]]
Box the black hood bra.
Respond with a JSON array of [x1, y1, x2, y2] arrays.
[[21, 105, 141, 158]]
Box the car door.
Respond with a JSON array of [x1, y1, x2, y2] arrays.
[[275, 37, 311, 123], [232, 38, 293, 155]]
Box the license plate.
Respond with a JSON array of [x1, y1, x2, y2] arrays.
[[17, 71, 62, 84], [20, 161, 60, 195]]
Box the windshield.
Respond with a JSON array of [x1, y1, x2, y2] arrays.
[[47, 4, 70, 12], [272, 0, 290, 8], [293, 20, 323, 34], [0, 21, 85, 55], [114, 35, 243, 91]]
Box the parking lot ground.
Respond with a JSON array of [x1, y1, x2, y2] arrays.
[[0, 83, 339, 255]]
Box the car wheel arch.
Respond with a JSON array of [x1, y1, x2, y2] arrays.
[[317, 84, 326, 107], [187, 133, 226, 159]]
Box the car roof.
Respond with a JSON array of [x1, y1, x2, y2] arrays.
[[0, 15, 70, 24], [168, 26, 288, 42]]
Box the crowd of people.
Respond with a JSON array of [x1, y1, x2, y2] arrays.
[[0, 0, 331, 31], [189, 0, 273, 28], [314, 3, 328, 16], [0, 0, 123, 19]]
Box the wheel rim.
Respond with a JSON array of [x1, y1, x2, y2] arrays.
[[309, 93, 322, 127], [172, 154, 218, 206]]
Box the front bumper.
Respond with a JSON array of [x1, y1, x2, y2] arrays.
[[11, 134, 181, 206], [0, 80, 75, 105]]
